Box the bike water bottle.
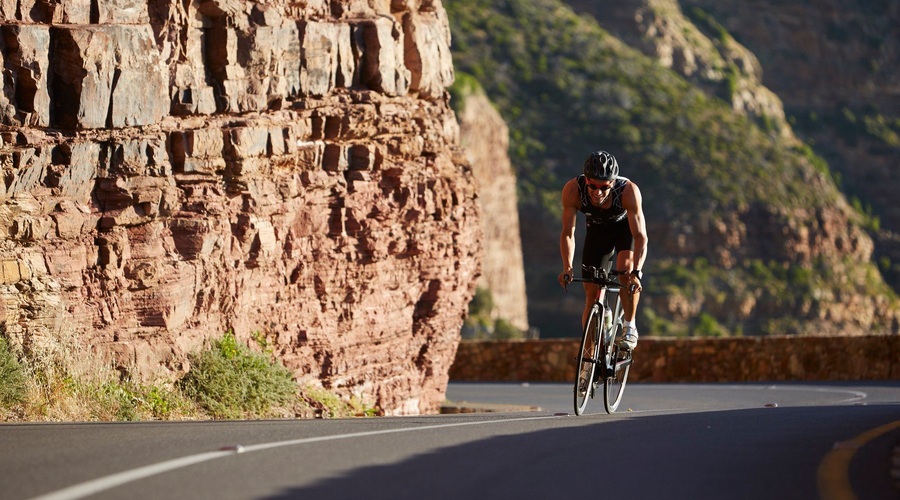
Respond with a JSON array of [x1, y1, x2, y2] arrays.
[[603, 308, 612, 332]]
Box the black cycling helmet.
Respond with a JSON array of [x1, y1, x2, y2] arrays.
[[583, 150, 619, 180]]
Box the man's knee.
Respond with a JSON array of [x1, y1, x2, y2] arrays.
[[615, 250, 633, 269]]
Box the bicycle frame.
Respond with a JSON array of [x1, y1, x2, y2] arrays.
[[567, 264, 632, 414], [577, 269, 621, 370]]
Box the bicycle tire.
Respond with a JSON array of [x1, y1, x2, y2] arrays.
[[574, 303, 601, 415], [603, 323, 630, 413]]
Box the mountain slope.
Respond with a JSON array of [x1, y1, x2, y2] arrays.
[[445, 0, 899, 337], [674, 0, 900, 293]]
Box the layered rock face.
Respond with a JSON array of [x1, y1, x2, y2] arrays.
[[458, 91, 529, 332], [0, 0, 481, 415]]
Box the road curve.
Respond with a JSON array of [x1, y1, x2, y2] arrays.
[[1, 382, 897, 500]]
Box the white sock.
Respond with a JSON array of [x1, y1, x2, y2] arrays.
[[624, 320, 636, 331]]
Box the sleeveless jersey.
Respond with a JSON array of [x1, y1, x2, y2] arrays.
[[577, 175, 629, 228]]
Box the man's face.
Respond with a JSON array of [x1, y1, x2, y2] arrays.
[[585, 179, 613, 204]]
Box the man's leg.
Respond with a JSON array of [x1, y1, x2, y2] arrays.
[[616, 251, 641, 350], [616, 251, 639, 321], [581, 282, 599, 328]]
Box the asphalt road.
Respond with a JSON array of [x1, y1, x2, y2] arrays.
[[1, 382, 898, 500]]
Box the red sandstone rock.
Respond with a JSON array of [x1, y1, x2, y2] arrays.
[[458, 91, 530, 332], [0, 0, 478, 415]]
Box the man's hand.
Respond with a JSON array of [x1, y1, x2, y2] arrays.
[[627, 273, 643, 294], [558, 269, 573, 289]]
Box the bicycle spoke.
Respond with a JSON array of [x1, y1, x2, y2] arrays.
[[574, 304, 601, 415], [603, 311, 630, 413]]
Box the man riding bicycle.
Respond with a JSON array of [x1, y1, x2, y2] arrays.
[[557, 150, 648, 350]]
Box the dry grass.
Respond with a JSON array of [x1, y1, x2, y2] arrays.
[[1, 330, 377, 421], [1, 328, 197, 421]]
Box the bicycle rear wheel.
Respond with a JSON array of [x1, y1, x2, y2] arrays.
[[574, 304, 601, 415], [603, 324, 631, 413]]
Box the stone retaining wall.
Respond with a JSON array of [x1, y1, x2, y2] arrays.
[[449, 336, 900, 383]]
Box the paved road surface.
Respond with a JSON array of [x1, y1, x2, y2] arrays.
[[1, 382, 898, 500]]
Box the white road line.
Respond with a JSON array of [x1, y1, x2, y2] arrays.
[[708, 384, 868, 404], [631, 383, 868, 404], [29, 413, 565, 500], [29, 451, 233, 500], [768, 385, 868, 404]]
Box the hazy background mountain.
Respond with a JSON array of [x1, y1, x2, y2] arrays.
[[445, 0, 900, 338]]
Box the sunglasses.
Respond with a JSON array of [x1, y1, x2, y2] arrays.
[[586, 181, 613, 192]]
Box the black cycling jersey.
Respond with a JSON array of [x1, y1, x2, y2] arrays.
[[577, 175, 633, 272]]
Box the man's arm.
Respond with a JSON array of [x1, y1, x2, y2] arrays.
[[558, 179, 579, 286], [623, 181, 648, 273]]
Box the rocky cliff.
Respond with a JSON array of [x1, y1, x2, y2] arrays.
[[0, 0, 481, 415], [457, 86, 529, 332]]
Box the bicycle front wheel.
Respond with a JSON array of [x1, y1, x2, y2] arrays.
[[574, 304, 601, 415], [603, 325, 631, 413]]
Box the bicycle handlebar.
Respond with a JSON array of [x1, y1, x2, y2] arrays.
[[563, 267, 635, 292], [563, 267, 624, 287]]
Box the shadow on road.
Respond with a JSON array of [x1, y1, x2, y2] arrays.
[[260, 404, 899, 500]]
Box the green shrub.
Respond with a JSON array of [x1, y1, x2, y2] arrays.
[[686, 6, 731, 45], [493, 318, 522, 339], [76, 379, 143, 421], [468, 287, 494, 316], [301, 386, 378, 418], [138, 384, 193, 420], [179, 332, 297, 419], [692, 313, 729, 337], [862, 114, 900, 147], [69, 379, 195, 421], [448, 71, 484, 114], [0, 337, 27, 407], [462, 287, 526, 339]]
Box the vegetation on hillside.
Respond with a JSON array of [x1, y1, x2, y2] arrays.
[[1, 330, 375, 421], [462, 287, 528, 339], [447, 0, 837, 215], [446, 0, 896, 336]]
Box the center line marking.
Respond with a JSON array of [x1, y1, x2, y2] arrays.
[[817, 420, 900, 500]]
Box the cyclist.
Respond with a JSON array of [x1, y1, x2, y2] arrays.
[[557, 150, 648, 350]]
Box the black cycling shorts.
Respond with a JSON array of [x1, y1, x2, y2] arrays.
[[581, 218, 633, 274]]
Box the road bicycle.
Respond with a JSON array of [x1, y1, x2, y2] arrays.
[[565, 264, 633, 415]]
